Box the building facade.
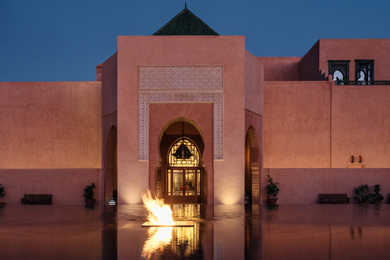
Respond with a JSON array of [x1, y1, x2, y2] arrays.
[[1, 7, 390, 205]]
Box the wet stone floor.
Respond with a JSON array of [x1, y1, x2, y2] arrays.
[[1, 204, 390, 260]]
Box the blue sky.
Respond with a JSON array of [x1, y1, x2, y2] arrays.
[[1, 0, 390, 81]]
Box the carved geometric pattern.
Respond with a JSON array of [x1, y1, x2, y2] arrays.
[[139, 66, 223, 90], [139, 93, 223, 160]]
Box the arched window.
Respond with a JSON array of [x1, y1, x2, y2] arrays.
[[168, 138, 200, 167], [328, 60, 350, 84], [333, 70, 344, 84], [355, 60, 374, 84]]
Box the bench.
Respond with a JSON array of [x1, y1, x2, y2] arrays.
[[319, 194, 349, 204], [22, 194, 52, 205]]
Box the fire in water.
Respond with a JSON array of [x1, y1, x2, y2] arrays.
[[141, 191, 174, 259], [141, 190, 175, 225], [141, 192, 196, 259]]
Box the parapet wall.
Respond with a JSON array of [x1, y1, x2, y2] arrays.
[[0, 81, 102, 169], [258, 57, 300, 81]]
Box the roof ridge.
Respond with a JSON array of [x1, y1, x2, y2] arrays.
[[153, 6, 219, 36]]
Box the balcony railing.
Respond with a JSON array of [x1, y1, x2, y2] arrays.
[[335, 80, 390, 85]]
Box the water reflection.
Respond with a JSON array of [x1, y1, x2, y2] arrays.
[[141, 205, 204, 259], [142, 227, 173, 259], [1, 205, 390, 259]]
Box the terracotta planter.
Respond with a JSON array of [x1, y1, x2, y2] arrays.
[[373, 201, 382, 205], [85, 199, 95, 206], [267, 198, 278, 205]]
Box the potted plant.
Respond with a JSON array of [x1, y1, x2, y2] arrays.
[[343, 75, 349, 85], [265, 174, 279, 205], [0, 183, 5, 206], [353, 184, 370, 204], [370, 184, 384, 204], [83, 183, 96, 206]]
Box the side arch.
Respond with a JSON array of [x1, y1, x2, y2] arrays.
[[245, 125, 260, 204]]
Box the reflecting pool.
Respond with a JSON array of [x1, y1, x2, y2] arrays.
[[1, 204, 390, 259]]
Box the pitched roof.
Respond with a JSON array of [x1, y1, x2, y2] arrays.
[[153, 6, 219, 36]]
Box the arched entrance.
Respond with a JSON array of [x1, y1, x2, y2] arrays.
[[245, 126, 260, 204], [105, 126, 117, 205], [159, 121, 205, 203]]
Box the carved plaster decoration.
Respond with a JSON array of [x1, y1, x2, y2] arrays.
[[139, 93, 223, 160], [139, 66, 223, 90]]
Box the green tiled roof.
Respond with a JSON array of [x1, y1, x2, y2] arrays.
[[153, 6, 219, 36]]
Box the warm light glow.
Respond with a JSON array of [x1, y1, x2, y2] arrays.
[[142, 227, 173, 259], [141, 190, 175, 225]]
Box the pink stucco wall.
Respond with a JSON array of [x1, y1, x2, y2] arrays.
[[102, 53, 117, 117], [319, 39, 390, 80], [117, 36, 246, 204], [0, 169, 99, 205], [299, 41, 327, 81], [258, 57, 300, 81], [264, 168, 390, 204], [101, 52, 118, 205], [264, 80, 390, 169], [264, 81, 332, 168], [245, 50, 264, 115], [0, 81, 102, 169], [331, 84, 390, 168]]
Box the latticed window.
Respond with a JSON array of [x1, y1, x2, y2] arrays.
[[168, 138, 200, 167]]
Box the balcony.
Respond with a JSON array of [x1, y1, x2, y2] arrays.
[[334, 80, 390, 85]]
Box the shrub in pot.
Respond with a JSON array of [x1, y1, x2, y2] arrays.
[[265, 174, 279, 205], [353, 184, 370, 204], [0, 184, 5, 206], [370, 184, 384, 204], [83, 183, 96, 206]]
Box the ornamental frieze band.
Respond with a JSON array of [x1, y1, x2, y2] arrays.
[[139, 66, 223, 90]]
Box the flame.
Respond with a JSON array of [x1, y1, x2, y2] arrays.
[[141, 191, 174, 259], [141, 190, 175, 225]]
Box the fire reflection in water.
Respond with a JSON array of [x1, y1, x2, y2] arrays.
[[142, 224, 200, 259], [142, 226, 173, 259]]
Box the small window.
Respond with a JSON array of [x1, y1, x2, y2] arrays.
[[328, 60, 350, 83], [355, 60, 374, 84]]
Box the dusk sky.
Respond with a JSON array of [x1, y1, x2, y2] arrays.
[[1, 0, 390, 82]]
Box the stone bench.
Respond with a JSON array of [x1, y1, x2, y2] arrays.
[[319, 194, 349, 204], [22, 194, 52, 205]]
